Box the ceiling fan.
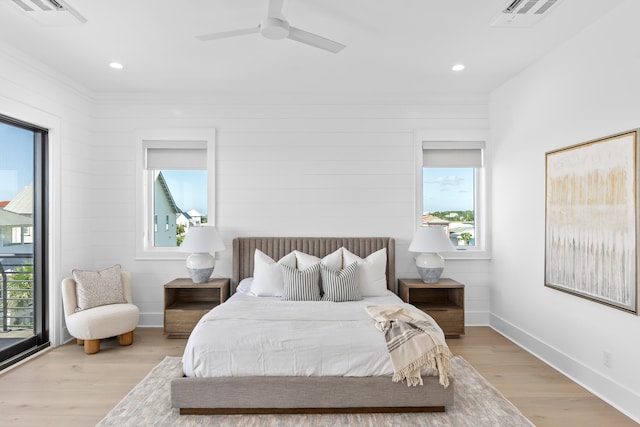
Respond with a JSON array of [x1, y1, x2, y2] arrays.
[[195, 0, 346, 53]]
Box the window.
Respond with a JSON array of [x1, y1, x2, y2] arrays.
[[0, 114, 49, 369], [136, 129, 215, 259], [415, 130, 489, 258]]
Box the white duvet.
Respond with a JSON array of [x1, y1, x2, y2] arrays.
[[182, 291, 444, 378]]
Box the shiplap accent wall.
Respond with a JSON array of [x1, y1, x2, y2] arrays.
[[0, 41, 94, 344], [92, 95, 491, 327], [0, 37, 493, 336]]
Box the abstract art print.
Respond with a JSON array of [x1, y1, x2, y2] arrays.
[[545, 130, 638, 314]]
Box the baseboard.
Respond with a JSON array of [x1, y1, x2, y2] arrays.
[[62, 326, 71, 344], [138, 312, 164, 328], [490, 313, 640, 424], [465, 310, 490, 326]]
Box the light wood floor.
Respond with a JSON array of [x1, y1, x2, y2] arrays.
[[0, 327, 636, 426]]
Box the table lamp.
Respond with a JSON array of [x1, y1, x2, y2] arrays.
[[408, 226, 455, 283], [179, 226, 226, 283]]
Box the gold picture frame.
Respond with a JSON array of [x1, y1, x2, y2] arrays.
[[545, 130, 639, 314]]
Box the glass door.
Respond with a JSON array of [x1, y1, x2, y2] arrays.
[[0, 115, 49, 369]]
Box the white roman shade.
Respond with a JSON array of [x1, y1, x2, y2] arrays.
[[143, 140, 207, 170], [422, 141, 485, 168]]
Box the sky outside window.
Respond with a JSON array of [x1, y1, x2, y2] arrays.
[[160, 170, 208, 215], [0, 122, 33, 202], [423, 167, 474, 213]]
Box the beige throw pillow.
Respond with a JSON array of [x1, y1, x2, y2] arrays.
[[72, 264, 126, 311]]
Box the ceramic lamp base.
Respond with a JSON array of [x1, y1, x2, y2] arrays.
[[186, 253, 215, 284], [416, 266, 444, 284], [415, 252, 445, 284], [187, 267, 214, 284]]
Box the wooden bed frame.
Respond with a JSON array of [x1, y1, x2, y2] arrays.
[[171, 237, 454, 415]]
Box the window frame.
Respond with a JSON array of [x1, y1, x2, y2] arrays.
[[0, 113, 50, 369], [414, 129, 491, 259], [135, 128, 215, 260]]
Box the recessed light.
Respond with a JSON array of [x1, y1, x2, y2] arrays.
[[109, 62, 124, 70], [451, 64, 465, 71]]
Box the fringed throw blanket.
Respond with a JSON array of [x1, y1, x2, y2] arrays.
[[366, 304, 451, 388]]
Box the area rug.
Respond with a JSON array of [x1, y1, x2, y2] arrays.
[[97, 356, 535, 427]]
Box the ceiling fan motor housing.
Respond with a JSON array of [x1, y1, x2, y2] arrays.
[[260, 17, 289, 39]]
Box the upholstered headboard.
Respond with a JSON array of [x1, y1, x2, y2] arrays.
[[232, 237, 396, 294]]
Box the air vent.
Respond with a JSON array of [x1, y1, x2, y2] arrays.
[[491, 0, 560, 27], [10, 0, 86, 26]]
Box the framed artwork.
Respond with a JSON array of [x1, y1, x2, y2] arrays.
[[545, 130, 639, 314]]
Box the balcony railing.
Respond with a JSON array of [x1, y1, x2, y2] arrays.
[[0, 254, 34, 332]]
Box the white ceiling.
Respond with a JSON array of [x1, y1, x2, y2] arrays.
[[0, 0, 625, 96]]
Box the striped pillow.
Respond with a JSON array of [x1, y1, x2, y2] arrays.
[[321, 262, 362, 302], [280, 263, 321, 301]]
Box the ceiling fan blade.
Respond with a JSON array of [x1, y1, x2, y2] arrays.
[[287, 26, 346, 53], [268, 0, 285, 19], [196, 27, 260, 41]]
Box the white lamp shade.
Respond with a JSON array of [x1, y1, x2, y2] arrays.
[[408, 226, 455, 253], [179, 226, 226, 254]]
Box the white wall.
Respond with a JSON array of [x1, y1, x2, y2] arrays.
[[0, 38, 492, 345], [489, 0, 640, 421], [91, 95, 492, 327], [3, 2, 637, 417], [0, 42, 94, 345]]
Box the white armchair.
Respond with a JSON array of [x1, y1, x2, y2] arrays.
[[61, 271, 140, 354]]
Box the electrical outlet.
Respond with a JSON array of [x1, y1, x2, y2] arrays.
[[603, 350, 612, 368]]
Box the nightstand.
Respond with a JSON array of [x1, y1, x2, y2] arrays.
[[163, 277, 229, 338], [398, 278, 465, 338]]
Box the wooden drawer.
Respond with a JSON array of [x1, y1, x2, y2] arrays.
[[164, 307, 210, 336], [417, 306, 465, 337]]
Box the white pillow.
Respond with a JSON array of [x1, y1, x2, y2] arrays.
[[250, 250, 296, 297], [236, 277, 254, 295], [342, 248, 388, 296], [294, 247, 343, 270]]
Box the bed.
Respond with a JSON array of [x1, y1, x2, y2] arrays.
[[171, 237, 454, 414]]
